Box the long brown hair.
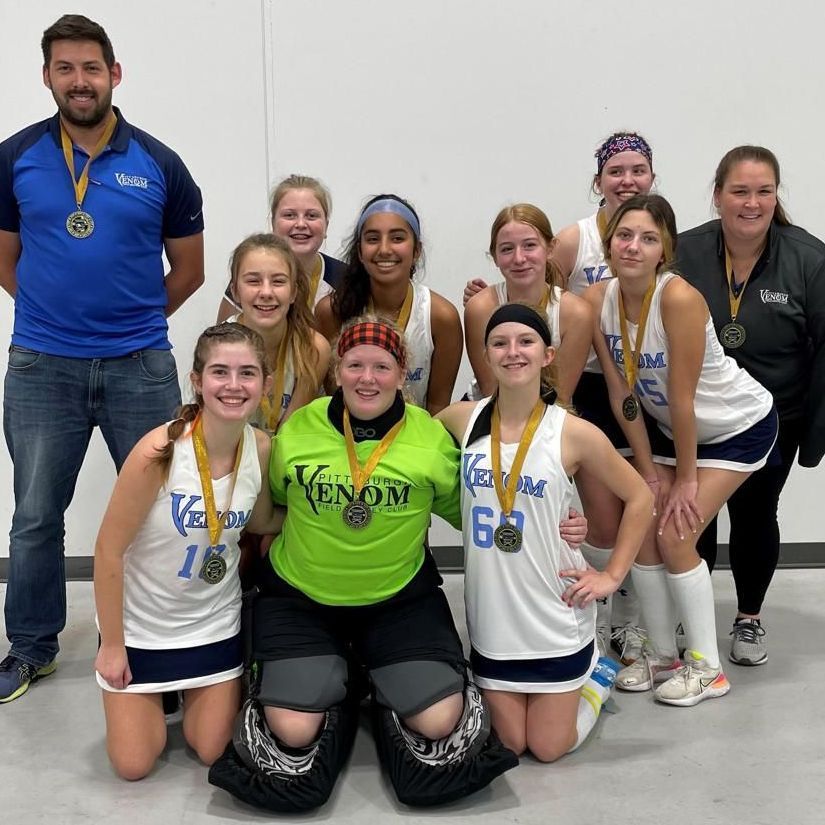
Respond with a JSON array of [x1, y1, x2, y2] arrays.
[[489, 204, 563, 297], [229, 233, 322, 396], [151, 324, 269, 480]]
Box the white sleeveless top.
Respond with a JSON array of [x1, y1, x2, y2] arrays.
[[402, 283, 434, 408], [226, 313, 295, 432], [569, 212, 613, 373], [467, 283, 562, 400], [600, 273, 773, 443], [461, 399, 596, 658], [111, 422, 262, 649]]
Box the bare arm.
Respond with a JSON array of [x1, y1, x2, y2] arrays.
[[463, 288, 498, 397], [164, 233, 205, 316], [462, 277, 489, 307], [659, 277, 707, 537], [94, 427, 168, 689], [245, 429, 286, 535], [0, 229, 21, 298], [426, 292, 463, 415], [551, 223, 581, 289], [555, 291, 592, 405], [560, 415, 654, 606], [435, 400, 476, 442]]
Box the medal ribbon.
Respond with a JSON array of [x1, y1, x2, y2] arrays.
[[307, 255, 323, 307], [258, 332, 289, 432], [491, 399, 544, 518], [343, 408, 405, 497], [368, 283, 414, 331], [617, 279, 656, 397], [724, 247, 754, 323], [60, 114, 118, 209], [191, 413, 243, 549]]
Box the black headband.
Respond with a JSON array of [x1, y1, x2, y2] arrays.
[[484, 303, 552, 346]]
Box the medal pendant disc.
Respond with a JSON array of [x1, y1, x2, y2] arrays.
[[622, 394, 639, 422], [66, 210, 95, 239], [342, 499, 372, 529], [200, 553, 227, 585], [720, 322, 746, 349], [493, 522, 523, 553]]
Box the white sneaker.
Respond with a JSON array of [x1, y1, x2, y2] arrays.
[[616, 649, 682, 692], [729, 618, 768, 666], [654, 652, 731, 707], [610, 625, 646, 665]]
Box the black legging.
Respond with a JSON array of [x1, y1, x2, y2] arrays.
[[697, 417, 800, 616]]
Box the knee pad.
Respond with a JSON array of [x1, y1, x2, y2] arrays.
[[370, 660, 464, 718], [258, 655, 347, 712], [372, 680, 519, 807], [207, 696, 359, 813]]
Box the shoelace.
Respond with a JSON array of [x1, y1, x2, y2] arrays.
[[730, 620, 765, 644], [611, 625, 647, 656]]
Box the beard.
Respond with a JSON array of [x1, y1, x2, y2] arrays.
[[53, 88, 113, 129]]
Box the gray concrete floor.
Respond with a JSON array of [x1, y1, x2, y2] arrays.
[[2, 571, 824, 824]]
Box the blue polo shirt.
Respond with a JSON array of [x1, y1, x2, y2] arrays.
[[0, 108, 203, 357]]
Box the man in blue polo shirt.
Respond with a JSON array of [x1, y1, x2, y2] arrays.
[[0, 14, 205, 702]]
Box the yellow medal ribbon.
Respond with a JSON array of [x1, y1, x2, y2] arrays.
[[191, 413, 243, 549], [307, 255, 323, 307], [258, 331, 289, 432], [343, 407, 405, 499], [491, 399, 545, 518], [596, 209, 609, 240], [506, 283, 550, 314], [368, 283, 414, 331], [617, 279, 656, 398], [724, 246, 760, 323], [60, 114, 118, 209]]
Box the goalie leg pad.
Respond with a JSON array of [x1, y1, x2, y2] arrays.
[[207, 696, 359, 813], [258, 655, 348, 711], [370, 659, 464, 718], [372, 681, 519, 807]]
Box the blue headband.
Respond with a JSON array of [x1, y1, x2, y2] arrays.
[[595, 133, 653, 175], [356, 198, 421, 239]]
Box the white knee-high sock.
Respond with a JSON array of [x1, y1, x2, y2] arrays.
[[666, 560, 720, 669], [630, 563, 678, 659], [570, 656, 618, 752], [611, 571, 641, 628]]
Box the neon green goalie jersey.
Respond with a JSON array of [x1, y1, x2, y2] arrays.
[[268, 397, 461, 605]]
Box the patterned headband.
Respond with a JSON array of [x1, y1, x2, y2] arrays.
[[355, 198, 421, 239], [595, 133, 653, 175], [337, 321, 406, 368]]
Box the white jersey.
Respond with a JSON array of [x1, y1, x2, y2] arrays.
[[467, 283, 561, 400], [106, 422, 262, 650], [227, 313, 295, 431], [313, 256, 334, 308], [403, 283, 434, 408], [569, 212, 613, 373], [461, 399, 596, 659], [600, 273, 773, 443]]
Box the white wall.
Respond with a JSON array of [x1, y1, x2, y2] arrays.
[[1, 0, 822, 557]]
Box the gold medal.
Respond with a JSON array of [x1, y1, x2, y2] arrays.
[[66, 210, 95, 239], [192, 414, 242, 585], [60, 114, 117, 240], [622, 394, 640, 421], [199, 552, 228, 584], [720, 321, 747, 349], [493, 522, 523, 553], [342, 407, 405, 529], [341, 498, 373, 529], [617, 279, 655, 417], [721, 247, 760, 351], [490, 399, 545, 554]]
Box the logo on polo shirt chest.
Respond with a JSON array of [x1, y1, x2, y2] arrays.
[[114, 172, 150, 189], [759, 289, 788, 305]]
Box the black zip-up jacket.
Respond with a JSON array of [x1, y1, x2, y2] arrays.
[[676, 219, 825, 467]]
